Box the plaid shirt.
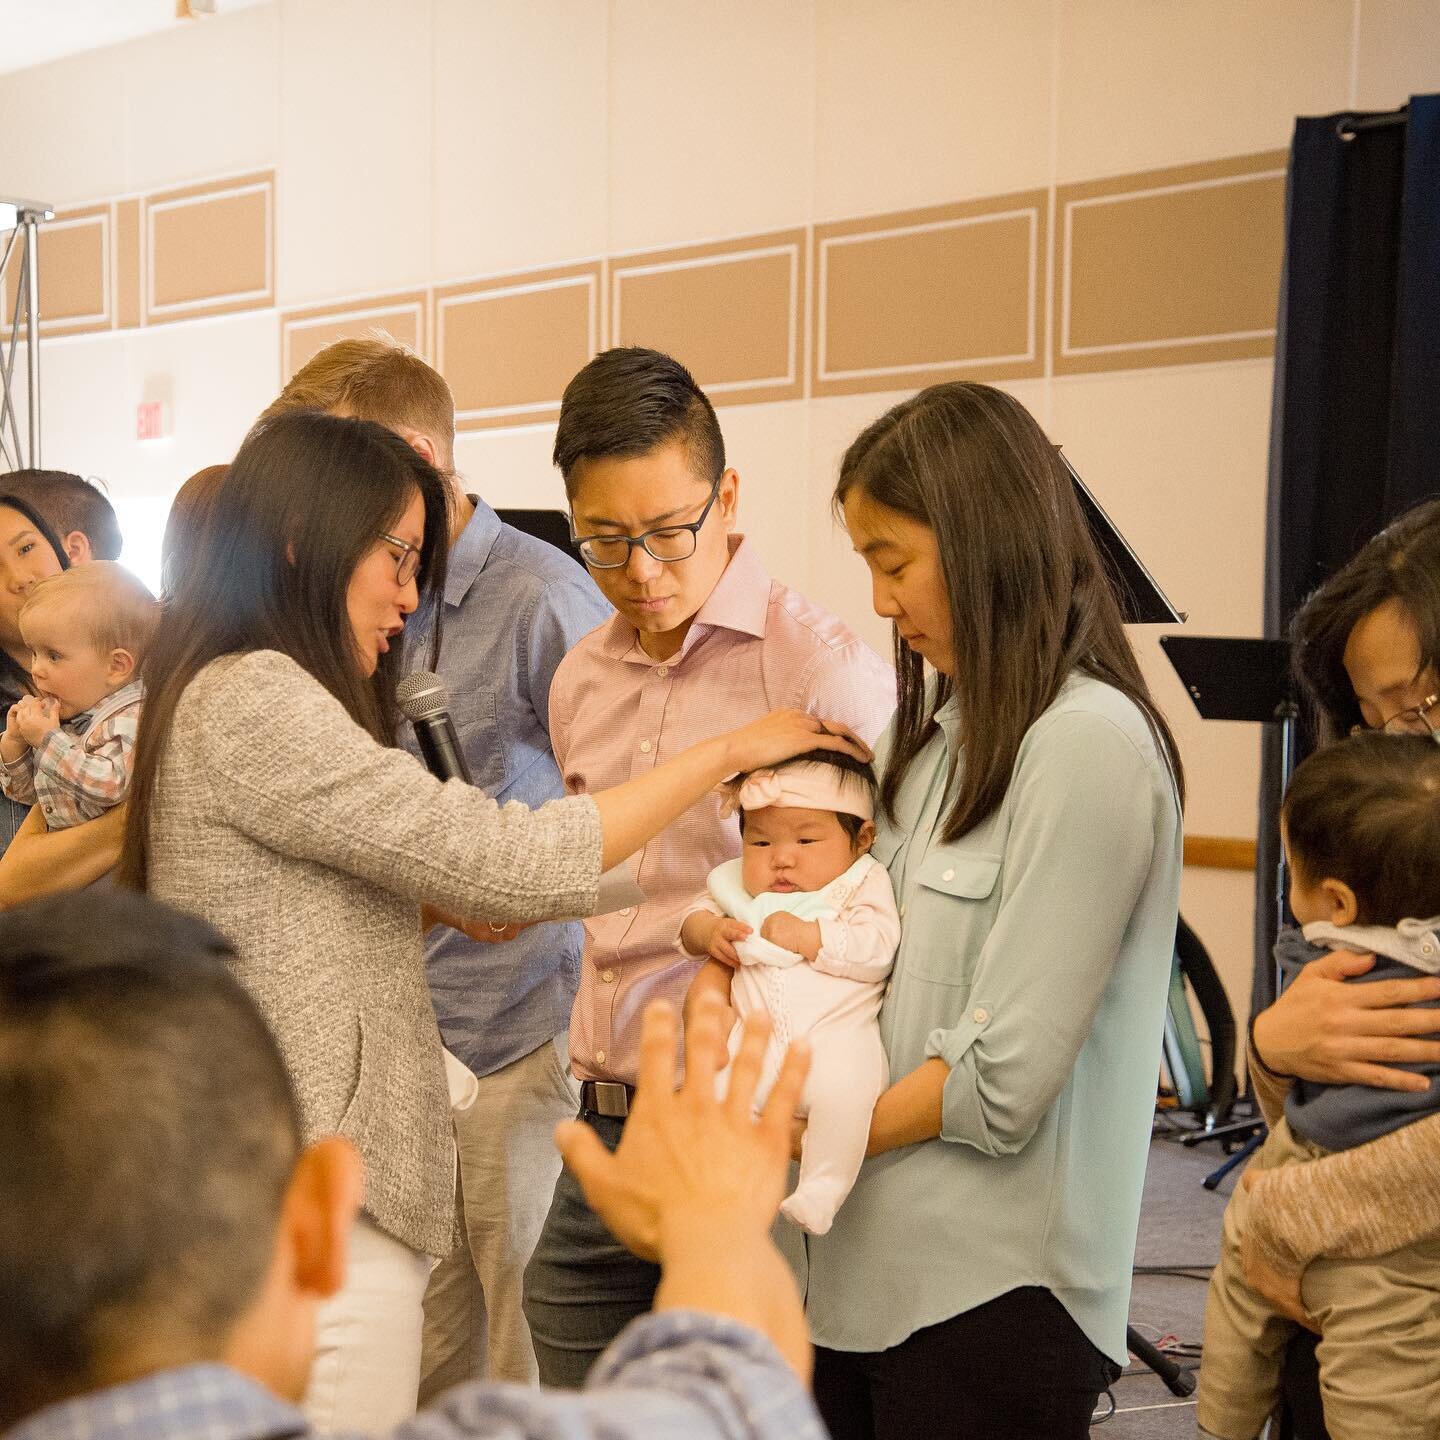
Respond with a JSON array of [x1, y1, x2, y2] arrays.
[[6, 1312, 825, 1440], [0, 680, 142, 829]]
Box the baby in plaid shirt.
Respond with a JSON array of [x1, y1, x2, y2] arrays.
[[0, 563, 157, 830]]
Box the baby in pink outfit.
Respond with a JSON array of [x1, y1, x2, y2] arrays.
[[679, 750, 900, 1235]]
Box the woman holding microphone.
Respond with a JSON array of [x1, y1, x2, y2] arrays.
[[119, 410, 864, 1430]]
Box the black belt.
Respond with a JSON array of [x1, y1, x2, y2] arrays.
[[580, 1080, 634, 1119]]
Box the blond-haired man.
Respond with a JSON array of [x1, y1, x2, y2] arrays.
[[266, 339, 610, 1416]]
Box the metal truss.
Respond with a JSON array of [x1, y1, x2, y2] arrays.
[[0, 197, 54, 471]]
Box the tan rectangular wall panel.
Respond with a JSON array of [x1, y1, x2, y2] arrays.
[[438, 263, 600, 431], [611, 232, 805, 406], [280, 292, 430, 382], [2, 205, 111, 338], [114, 198, 142, 330], [814, 193, 1045, 397], [146, 171, 274, 324], [1056, 152, 1286, 374]]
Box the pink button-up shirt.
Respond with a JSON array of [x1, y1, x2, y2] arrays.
[[548, 536, 896, 1084]]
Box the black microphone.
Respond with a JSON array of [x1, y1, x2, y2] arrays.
[[397, 671, 472, 785]]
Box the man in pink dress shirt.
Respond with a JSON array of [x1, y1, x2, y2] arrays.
[[521, 347, 895, 1386]]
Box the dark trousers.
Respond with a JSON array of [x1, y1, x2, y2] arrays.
[[521, 1110, 660, 1388], [813, 1286, 1119, 1440]]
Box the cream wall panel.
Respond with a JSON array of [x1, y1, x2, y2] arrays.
[[35, 334, 131, 486], [718, 400, 814, 598], [814, 0, 1054, 220], [433, 0, 607, 278], [0, 48, 128, 203], [1049, 362, 1273, 840], [121, 5, 279, 195], [1355, 0, 1440, 109], [453, 423, 569, 514], [606, 0, 815, 254], [277, 0, 434, 304], [1056, 0, 1353, 182], [38, 312, 278, 502], [1180, 867, 1258, 1076]]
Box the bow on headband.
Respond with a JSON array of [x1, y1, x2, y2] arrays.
[[717, 761, 873, 820]]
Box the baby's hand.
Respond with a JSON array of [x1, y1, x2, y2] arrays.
[[760, 913, 822, 960], [0, 702, 27, 761], [706, 916, 753, 967], [13, 695, 59, 749]]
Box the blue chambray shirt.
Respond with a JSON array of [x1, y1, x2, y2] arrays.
[[402, 497, 611, 1078], [6, 1313, 826, 1440]]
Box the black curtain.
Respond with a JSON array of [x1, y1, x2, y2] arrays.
[[1253, 93, 1440, 1019]]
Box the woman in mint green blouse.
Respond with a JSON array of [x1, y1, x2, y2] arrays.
[[807, 383, 1185, 1439]]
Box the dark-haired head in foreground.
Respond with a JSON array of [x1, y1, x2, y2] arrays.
[[1282, 731, 1440, 929], [0, 468, 123, 564], [0, 889, 359, 1428]]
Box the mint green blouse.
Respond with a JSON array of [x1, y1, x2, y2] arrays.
[[800, 673, 1182, 1365]]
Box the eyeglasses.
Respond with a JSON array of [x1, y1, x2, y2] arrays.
[[569, 476, 723, 570], [379, 533, 422, 586], [1351, 692, 1440, 738]]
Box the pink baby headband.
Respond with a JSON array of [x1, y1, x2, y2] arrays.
[[718, 761, 874, 821]]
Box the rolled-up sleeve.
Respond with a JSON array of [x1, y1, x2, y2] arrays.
[[924, 712, 1160, 1156], [399, 1311, 826, 1440]]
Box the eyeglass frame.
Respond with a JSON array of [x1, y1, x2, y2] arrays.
[[1351, 691, 1440, 738], [568, 473, 725, 570], [378, 532, 422, 587]]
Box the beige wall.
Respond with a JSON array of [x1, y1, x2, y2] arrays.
[[4, 0, 1440, 1038]]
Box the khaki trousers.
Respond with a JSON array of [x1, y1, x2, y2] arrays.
[[1198, 1116, 1440, 1440], [419, 1036, 579, 1395], [303, 1214, 432, 1431]]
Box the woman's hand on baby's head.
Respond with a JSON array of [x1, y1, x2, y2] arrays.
[[721, 709, 873, 776]]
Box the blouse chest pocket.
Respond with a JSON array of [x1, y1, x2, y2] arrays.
[[899, 850, 1002, 986]]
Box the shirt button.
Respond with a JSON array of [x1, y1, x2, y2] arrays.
[[899, 904, 906, 919], [656, 665, 669, 678], [595, 1049, 606, 1065], [639, 739, 652, 753], [602, 969, 615, 983], [942, 868, 955, 882], [972, 1007, 988, 1024]]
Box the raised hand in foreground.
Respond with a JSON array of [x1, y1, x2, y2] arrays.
[[556, 992, 812, 1380]]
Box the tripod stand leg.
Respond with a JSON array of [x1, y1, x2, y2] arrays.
[[1203, 1128, 1265, 1191], [1126, 1325, 1196, 1397]]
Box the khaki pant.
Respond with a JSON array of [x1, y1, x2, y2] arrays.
[[419, 1036, 579, 1394], [1198, 1116, 1440, 1440], [303, 1215, 432, 1431]]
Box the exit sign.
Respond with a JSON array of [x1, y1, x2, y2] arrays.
[[137, 401, 164, 441]]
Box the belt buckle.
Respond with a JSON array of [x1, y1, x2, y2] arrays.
[[589, 1080, 630, 1118]]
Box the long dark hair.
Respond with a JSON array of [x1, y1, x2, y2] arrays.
[[1291, 499, 1440, 742], [834, 382, 1184, 841], [120, 411, 449, 889], [0, 494, 69, 699]]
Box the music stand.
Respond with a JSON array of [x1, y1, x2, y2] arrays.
[[1062, 453, 1185, 625], [1160, 635, 1299, 1183]]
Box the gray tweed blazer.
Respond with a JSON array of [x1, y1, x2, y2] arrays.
[[146, 650, 601, 1257]]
